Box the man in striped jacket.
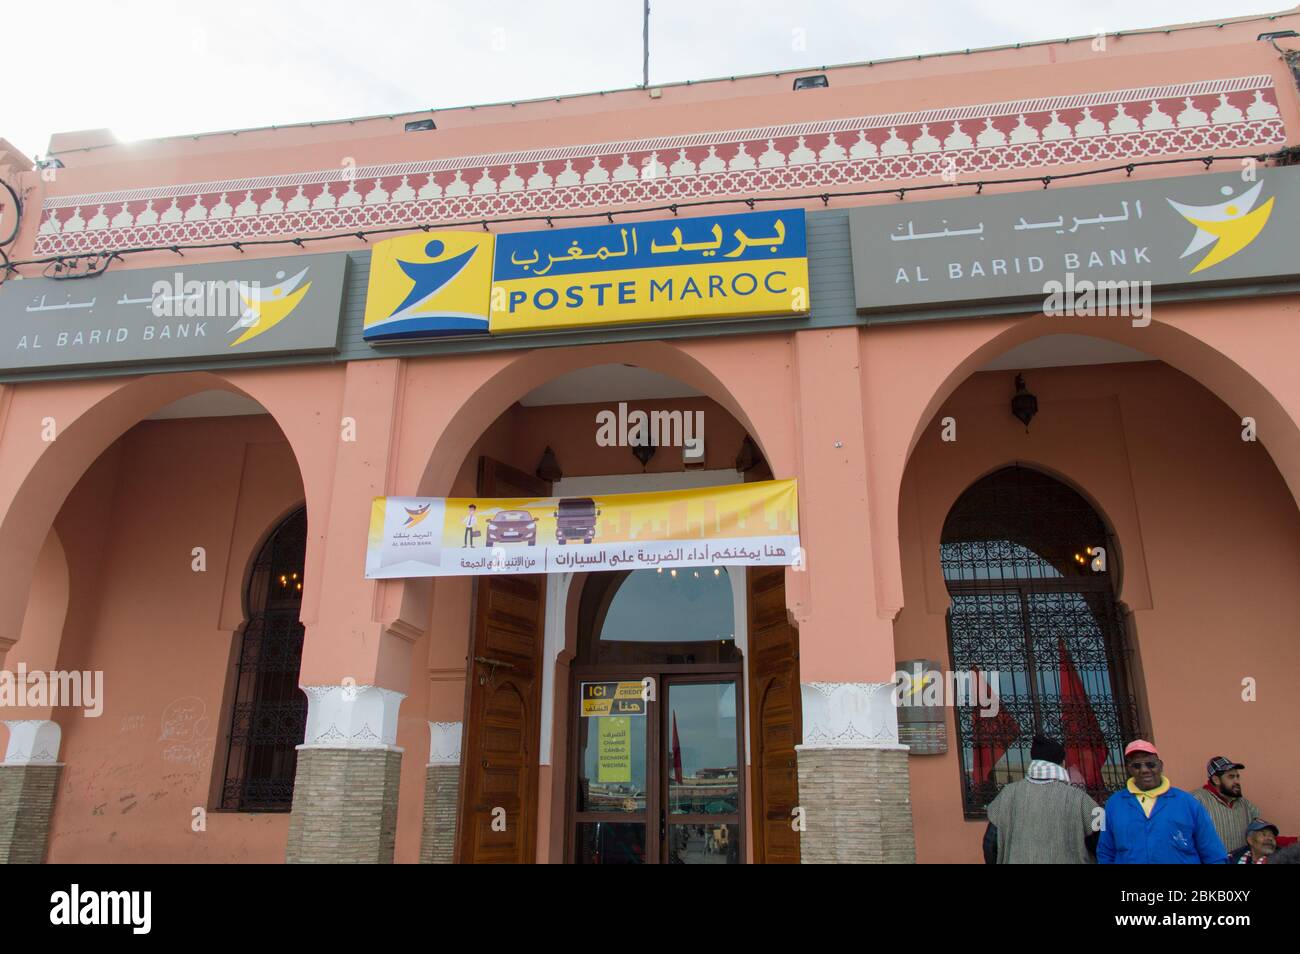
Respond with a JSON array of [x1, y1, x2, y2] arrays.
[[1191, 755, 1263, 855]]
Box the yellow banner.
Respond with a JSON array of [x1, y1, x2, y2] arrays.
[[365, 479, 800, 578]]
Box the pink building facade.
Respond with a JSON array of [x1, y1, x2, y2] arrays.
[[1, 10, 1298, 863]]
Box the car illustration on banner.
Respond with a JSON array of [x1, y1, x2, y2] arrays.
[[486, 509, 538, 546]]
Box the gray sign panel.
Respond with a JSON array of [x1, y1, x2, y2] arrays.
[[0, 253, 347, 371], [849, 166, 1300, 314]]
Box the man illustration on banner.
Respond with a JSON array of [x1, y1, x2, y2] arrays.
[[463, 504, 479, 548]]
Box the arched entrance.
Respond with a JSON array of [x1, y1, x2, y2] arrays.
[[941, 465, 1142, 817], [567, 565, 743, 864], [219, 506, 309, 812], [413, 354, 803, 864]]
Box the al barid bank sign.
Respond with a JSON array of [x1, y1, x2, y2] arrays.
[[0, 252, 348, 372], [848, 166, 1300, 317]]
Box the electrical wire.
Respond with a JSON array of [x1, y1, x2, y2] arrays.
[[1, 148, 1295, 284], [1, 176, 22, 249]]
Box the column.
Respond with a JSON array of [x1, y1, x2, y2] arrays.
[[419, 722, 461, 864], [0, 720, 62, 864], [796, 683, 915, 864], [286, 686, 405, 863], [787, 327, 915, 863]]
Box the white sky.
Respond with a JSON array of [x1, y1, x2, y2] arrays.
[[2, 0, 1285, 160]]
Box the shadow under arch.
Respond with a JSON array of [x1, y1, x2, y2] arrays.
[[935, 458, 1129, 602], [901, 319, 1300, 509], [0, 370, 317, 653], [414, 340, 782, 498]]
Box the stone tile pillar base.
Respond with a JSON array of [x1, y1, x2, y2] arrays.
[[797, 682, 916, 864], [1, 720, 63, 864], [0, 764, 62, 864], [285, 685, 406, 864], [420, 764, 460, 864], [286, 747, 402, 863], [419, 721, 462, 863], [796, 746, 915, 863]]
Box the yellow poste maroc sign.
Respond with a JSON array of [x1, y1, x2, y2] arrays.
[[364, 479, 800, 578], [490, 209, 809, 333], [360, 209, 809, 342]]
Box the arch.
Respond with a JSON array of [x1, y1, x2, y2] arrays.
[[0, 367, 333, 660], [931, 459, 1129, 599], [902, 316, 1300, 507], [413, 340, 790, 498], [879, 312, 1300, 623], [939, 464, 1142, 816], [576, 564, 739, 666]]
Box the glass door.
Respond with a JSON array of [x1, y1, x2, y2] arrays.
[[662, 675, 744, 864], [572, 673, 654, 864], [570, 670, 745, 863]]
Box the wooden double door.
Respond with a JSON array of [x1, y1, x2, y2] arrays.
[[568, 667, 745, 864], [456, 459, 802, 864]]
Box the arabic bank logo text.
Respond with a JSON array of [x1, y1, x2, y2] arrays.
[[1167, 180, 1274, 274]]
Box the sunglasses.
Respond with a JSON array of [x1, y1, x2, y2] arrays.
[[1127, 760, 1161, 771]]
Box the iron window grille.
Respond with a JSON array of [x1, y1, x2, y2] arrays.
[[941, 466, 1143, 818], [220, 507, 309, 812]]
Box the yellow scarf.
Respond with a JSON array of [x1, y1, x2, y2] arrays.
[[1128, 776, 1171, 817]]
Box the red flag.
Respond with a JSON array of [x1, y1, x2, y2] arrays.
[[1058, 638, 1108, 790], [969, 666, 1020, 784], [671, 712, 683, 784]]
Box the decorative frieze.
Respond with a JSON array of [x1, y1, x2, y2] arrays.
[[33, 76, 1284, 257]]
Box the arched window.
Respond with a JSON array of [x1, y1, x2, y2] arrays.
[[578, 566, 739, 666], [941, 466, 1142, 817], [220, 507, 309, 812]]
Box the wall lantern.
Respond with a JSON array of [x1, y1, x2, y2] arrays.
[[734, 435, 764, 473], [535, 446, 563, 482], [632, 441, 656, 469], [1011, 373, 1038, 431]]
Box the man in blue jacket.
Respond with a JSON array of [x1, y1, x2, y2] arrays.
[[1097, 740, 1227, 864]]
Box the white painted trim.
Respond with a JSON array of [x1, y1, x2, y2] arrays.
[[428, 721, 463, 766], [2, 719, 62, 765], [300, 685, 405, 749], [798, 682, 903, 750]]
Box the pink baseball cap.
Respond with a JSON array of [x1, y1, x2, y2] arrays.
[[1124, 739, 1160, 758]]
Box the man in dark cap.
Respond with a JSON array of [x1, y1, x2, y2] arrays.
[[1191, 755, 1262, 855], [1231, 819, 1278, 864], [982, 734, 1100, 864]]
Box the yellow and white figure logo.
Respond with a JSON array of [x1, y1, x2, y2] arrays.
[[1167, 180, 1275, 274], [228, 266, 312, 347], [363, 233, 494, 341], [367, 496, 447, 576]]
